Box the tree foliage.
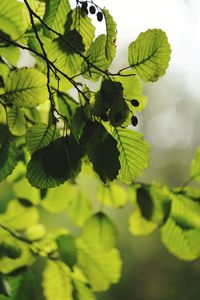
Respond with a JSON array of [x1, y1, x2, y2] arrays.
[[0, 0, 199, 299]]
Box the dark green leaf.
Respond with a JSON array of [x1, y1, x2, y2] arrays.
[[56, 234, 77, 268], [83, 122, 120, 183], [26, 123, 58, 154], [0, 124, 18, 182]]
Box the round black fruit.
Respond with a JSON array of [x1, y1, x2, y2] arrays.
[[89, 5, 96, 14], [131, 99, 139, 107], [131, 115, 138, 126], [97, 11, 103, 21]]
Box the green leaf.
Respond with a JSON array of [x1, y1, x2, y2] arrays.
[[0, 124, 18, 182], [129, 207, 158, 236], [82, 35, 110, 81], [170, 194, 200, 229], [83, 122, 120, 183], [0, 45, 20, 67], [42, 261, 73, 300], [113, 128, 150, 183], [12, 177, 40, 206], [65, 189, 92, 227], [97, 183, 127, 208], [161, 218, 200, 261], [69, 8, 95, 51], [72, 279, 97, 300], [0, 276, 10, 297], [0, 237, 34, 274], [56, 234, 77, 268], [77, 239, 122, 292], [0, 242, 22, 259], [25, 224, 46, 241], [57, 92, 78, 121], [113, 71, 147, 113], [26, 123, 58, 154], [128, 29, 171, 82], [47, 38, 83, 77], [81, 212, 118, 251], [43, 0, 71, 38], [7, 106, 26, 136], [0, 0, 27, 39], [190, 147, 200, 182], [102, 9, 117, 63], [136, 184, 171, 225], [0, 200, 39, 230], [27, 136, 81, 189], [5, 68, 49, 109]]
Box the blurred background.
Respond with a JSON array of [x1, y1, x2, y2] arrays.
[[1, 0, 200, 299]]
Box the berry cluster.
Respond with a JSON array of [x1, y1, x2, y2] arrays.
[[78, 1, 103, 21], [130, 99, 139, 126]]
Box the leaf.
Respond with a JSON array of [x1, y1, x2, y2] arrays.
[[0, 236, 35, 274], [0, 0, 27, 39], [0, 124, 18, 182], [190, 147, 200, 182], [12, 177, 40, 206], [0, 276, 10, 297], [25, 224, 46, 241], [0, 45, 20, 67], [83, 122, 120, 183], [170, 194, 200, 229], [82, 35, 110, 81], [47, 38, 83, 77], [113, 128, 150, 183], [128, 29, 171, 82], [136, 184, 171, 225], [27, 136, 81, 189], [102, 9, 117, 63], [43, 0, 71, 38], [7, 106, 26, 136], [56, 234, 77, 268], [69, 8, 95, 51], [77, 240, 122, 292], [113, 71, 147, 113], [161, 218, 200, 261], [129, 207, 158, 236], [0, 200, 39, 230], [97, 183, 127, 208], [5, 68, 49, 109], [42, 261, 73, 300], [65, 189, 93, 227], [26, 123, 58, 154], [72, 279, 97, 300], [81, 212, 118, 251]]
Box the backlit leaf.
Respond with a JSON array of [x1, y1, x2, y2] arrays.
[[128, 29, 171, 82], [5, 68, 49, 109], [113, 128, 150, 183], [42, 261, 73, 300], [0, 124, 18, 182]]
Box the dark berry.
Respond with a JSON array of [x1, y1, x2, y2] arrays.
[[131, 99, 139, 107], [131, 115, 138, 126], [114, 112, 123, 123], [97, 11, 103, 22], [81, 1, 88, 9], [89, 5, 96, 14]]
